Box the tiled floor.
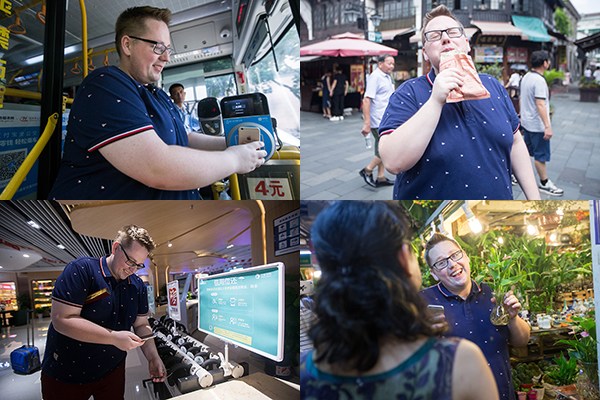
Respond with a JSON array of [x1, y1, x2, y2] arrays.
[[0, 319, 295, 399]]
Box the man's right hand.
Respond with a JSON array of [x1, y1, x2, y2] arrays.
[[111, 330, 145, 351], [361, 122, 371, 136], [227, 141, 268, 174], [431, 68, 464, 105], [429, 311, 448, 334]]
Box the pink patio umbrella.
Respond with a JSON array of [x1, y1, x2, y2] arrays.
[[300, 32, 398, 57]]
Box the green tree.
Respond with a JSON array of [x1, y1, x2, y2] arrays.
[[554, 8, 572, 37]]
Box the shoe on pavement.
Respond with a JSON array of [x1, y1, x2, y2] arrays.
[[340, 116, 344, 120], [539, 179, 564, 196], [330, 116, 339, 121], [359, 168, 376, 187], [376, 177, 394, 187], [511, 174, 518, 186]]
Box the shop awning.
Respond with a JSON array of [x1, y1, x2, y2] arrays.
[[381, 27, 414, 41], [511, 15, 552, 42], [471, 21, 522, 36], [575, 31, 600, 53], [300, 35, 398, 57], [409, 27, 478, 43]]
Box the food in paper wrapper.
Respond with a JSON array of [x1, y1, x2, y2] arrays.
[[439, 50, 490, 102]]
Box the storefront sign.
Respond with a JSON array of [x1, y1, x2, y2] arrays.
[[507, 47, 528, 63], [474, 46, 503, 63], [477, 36, 505, 46]]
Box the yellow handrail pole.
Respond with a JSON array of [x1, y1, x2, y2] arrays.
[[229, 174, 241, 200], [79, 0, 88, 77], [0, 113, 59, 200], [4, 88, 73, 104]]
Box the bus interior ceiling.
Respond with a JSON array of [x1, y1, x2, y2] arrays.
[[3, 0, 294, 94], [0, 200, 285, 276]]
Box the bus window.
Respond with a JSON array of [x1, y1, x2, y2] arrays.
[[247, 26, 299, 145]]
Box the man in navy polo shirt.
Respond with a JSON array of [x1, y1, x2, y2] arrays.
[[378, 5, 539, 200], [421, 233, 531, 400], [49, 6, 266, 200], [41, 225, 165, 400]]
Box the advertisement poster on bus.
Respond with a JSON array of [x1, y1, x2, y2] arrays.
[[167, 280, 181, 321]]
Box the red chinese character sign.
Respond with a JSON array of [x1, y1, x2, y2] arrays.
[[247, 177, 293, 200]]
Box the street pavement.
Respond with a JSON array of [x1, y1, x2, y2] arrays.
[[300, 85, 600, 200]]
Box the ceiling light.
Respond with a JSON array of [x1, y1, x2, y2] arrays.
[[167, 241, 173, 248], [23, 254, 30, 258], [57, 244, 66, 249], [226, 244, 234, 249], [0, 266, 3, 269], [462, 204, 482, 234], [314, 270, 322, 279], [27, 220, 41, 229]]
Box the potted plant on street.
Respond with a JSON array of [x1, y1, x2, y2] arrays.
[[578, 77, 600, 103]]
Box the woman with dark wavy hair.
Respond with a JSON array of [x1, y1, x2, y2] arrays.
[[300, 201, 497, 400]]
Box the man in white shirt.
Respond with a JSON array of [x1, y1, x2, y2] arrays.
[[359, 55, 396, 187], [519, 50, 563, 196]]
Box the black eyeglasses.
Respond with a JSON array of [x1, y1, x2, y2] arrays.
[[424, 27, 464, 42], [432, 250, 463, 271], [128, 35, 174, 56], [119, 243, 146, 270]]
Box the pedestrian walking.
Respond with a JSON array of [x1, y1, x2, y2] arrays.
[[359, 54, 396, 188], [519, 50, 564, 196]]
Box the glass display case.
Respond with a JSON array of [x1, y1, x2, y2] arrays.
[[0, 281, 17, 311], [31, 279, 54, 313]]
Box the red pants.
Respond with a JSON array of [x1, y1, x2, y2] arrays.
[[41, 360, 126, 400]]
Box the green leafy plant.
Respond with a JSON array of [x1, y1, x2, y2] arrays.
[[475, 62, 503, 82], [579, 77, 600, 89], [556, 315, 597, 363], [545, 354, 579, 386], [554, 7, 572, 36], [543, 69, 565, 88]]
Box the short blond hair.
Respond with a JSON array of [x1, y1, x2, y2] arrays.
[[421, 5, 464, 43], [115, 225, 156, 253], [115, 6, 172, 57]]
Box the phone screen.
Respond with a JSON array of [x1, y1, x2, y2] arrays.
[[239, 127, 260, 144]]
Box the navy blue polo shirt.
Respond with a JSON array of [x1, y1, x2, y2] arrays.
[[49, 66, 200, 200], [41, 256, 149, 384], [421, 281, 515, 400], [379, 70, 520, 200]]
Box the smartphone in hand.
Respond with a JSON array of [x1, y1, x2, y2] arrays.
[[239, 127, 260, 144], [427, 304, 445, 318], [139, 333, 156, 341]]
